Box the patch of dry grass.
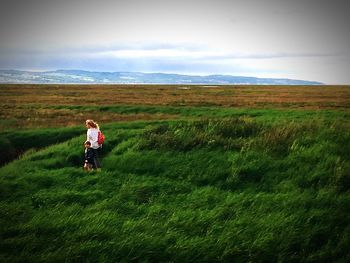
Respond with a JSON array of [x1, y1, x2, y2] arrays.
[[1, 84, 349, 130], [1, 84, 349, 108]]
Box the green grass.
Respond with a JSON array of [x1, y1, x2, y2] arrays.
[[1, 110, 350, 262], [0, 126, 84, 166], [50, 104, 350, 120]]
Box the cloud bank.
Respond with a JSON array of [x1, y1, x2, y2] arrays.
[[1, 0, 349, 84]]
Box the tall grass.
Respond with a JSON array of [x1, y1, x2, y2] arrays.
[[1, 115, 350, 262], [0, 126, 84, 166]]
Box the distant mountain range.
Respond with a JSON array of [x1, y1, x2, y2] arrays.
[[0, 69, 323, 85]]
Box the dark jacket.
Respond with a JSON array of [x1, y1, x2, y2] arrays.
[[84, 147, 95, 165]]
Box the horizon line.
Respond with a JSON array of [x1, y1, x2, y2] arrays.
[[0, 68, 324, 83]]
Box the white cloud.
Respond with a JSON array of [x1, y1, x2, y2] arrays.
[[1, 42, 349, 83]]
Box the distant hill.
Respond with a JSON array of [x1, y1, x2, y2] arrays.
[[0, 69, 323, 85]]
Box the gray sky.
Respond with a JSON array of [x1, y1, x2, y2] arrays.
[[1, 0, 350, 84]]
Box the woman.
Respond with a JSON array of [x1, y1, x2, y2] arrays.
[[85, 119, 102, 170]]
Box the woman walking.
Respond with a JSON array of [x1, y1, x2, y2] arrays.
[[85, 119, 102, 170]]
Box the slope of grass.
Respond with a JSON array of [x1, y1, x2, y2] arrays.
[[0, 126, 85, 166], [1, 114, 350, 262]]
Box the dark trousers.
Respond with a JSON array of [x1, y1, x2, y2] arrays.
[[92, 148, 101, 168]]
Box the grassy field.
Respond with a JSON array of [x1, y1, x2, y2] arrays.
[[1, 84, 350, 262]]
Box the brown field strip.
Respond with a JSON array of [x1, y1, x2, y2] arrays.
[[1, 84, 349, 108], [1, 84, 350, 129]]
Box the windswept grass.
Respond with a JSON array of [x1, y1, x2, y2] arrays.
[[1, 116, 349, 262], [1, 84, 350, 261]]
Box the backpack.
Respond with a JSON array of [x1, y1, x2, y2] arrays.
[[97, 130, 105, 145]]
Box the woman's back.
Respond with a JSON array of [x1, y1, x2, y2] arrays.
[[87, 127, 100, 149]]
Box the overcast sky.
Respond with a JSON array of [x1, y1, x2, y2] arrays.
[[0, 0, 349, 84]]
